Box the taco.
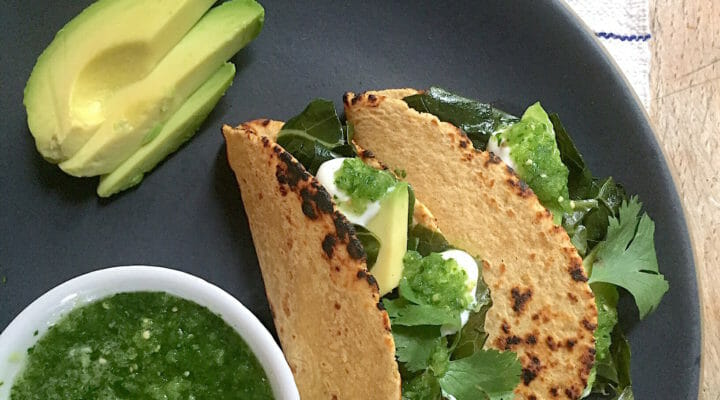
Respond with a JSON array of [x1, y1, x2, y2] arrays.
[[223, 95, 597, 399]]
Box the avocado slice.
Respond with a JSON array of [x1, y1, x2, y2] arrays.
[[366, 182, 409, 295], [59, 0, 264, 177], [97, 62, 236, 197], [24, 0, 216, 162]]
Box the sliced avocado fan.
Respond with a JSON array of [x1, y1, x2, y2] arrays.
[[24, 0, 216, 162], [24, 0, 264, 197], [59, 0, 264, 177]]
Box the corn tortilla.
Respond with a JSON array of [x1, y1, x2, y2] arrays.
[[345, 90, 598, 400], [223, 120, 401, 400]]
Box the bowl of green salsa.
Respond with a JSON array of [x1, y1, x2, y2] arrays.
[[0, 266, 299, 400]]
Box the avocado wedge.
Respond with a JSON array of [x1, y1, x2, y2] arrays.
[[97, 62, 236, 197], [366, 182, 410, 295], [60, 0, 264, 177]]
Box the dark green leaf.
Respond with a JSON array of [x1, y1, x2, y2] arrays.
[[439, 350, 521, 400], [276, 99, 355, 174], [550, 113, 594, 199], [403, 87, 517, 151], [563, 178, 627, 256], [281, 99, 344, 146], [276, 136, 334, 175], [407, 184, 416, 226], [611, 327, 632, 390], [452, 269, 492, 359], [355, 225, 380, 267], [614, 386, 634, 400], [407, 224, 451, 256]]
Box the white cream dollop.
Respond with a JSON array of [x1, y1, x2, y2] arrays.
[[315, 157, 382, 227], [487, 134, 517, 171], [439, 249, 480, 336]]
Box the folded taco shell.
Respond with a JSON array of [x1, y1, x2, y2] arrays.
[[223, 120, 401, 400], [345, 90, 598, 400]]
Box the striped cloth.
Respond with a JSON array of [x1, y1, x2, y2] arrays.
[[565, 0, 651, 109]]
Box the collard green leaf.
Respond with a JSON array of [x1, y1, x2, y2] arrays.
[[355, 225, 380, 267], [550, 113, 594, 199], [276, 136, 334, 175], [281, 99, 344, 146], [276, 99, 355, 174], [588, 198, 669, 319], [438, 350, 521, 400], [407, 224, 451, 257], [452, 272, 492, 359], [403, 87, 517, 151]]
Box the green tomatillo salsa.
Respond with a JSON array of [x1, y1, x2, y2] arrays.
[[10, 292, 274, 400]]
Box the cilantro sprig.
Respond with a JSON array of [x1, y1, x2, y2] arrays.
[[586, 198, 669, 319]]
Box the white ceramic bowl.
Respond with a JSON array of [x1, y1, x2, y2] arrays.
[[0, 266, 299, 400]]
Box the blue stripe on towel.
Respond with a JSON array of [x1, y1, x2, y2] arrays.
[[596, 32, 652, 41]]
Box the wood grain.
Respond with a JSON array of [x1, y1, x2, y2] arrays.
[[650, 0, 719, 398]]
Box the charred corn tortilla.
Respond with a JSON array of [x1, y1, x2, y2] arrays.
[[345, 90, 598, 400], [223, 121, 401, 399]]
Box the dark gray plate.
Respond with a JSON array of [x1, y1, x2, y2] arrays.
[[0, 0, 699, 398]]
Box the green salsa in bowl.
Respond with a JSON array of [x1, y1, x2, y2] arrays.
[[0, 266, 299, 400]]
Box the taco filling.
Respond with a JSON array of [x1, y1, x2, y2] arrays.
[[273, 100, 522, 399], [223, 88, 668, 400]]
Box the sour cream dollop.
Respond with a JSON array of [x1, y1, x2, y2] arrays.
[[439, 249, 479, 336], [315, 158, 382, 226], [486, 134, 517, 171]]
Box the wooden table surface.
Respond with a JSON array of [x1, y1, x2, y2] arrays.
[[650, 0, 718, 398]]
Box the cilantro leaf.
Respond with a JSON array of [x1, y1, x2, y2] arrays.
[[587, 198, 669, 319], [383, 298, 460, 328], [438, 350, 521, 400], [401, 371, 442, 400], [393, 326, 444, 372]]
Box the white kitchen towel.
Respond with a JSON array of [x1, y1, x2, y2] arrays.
[[564, 0, 651, 109]]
